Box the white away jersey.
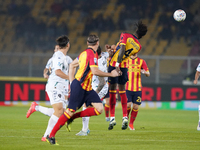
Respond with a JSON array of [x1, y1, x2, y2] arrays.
[[64, 55, 73, 75], [101, 51, 109, 58], [196, 63, 200, 72], [45, 57, 52, 69], [47, 51, 69, 83], [45, 55, 72, 72], [92, 54, 109, 99]]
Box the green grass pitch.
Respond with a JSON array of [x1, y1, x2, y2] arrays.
[[0, 106, 200, 150]]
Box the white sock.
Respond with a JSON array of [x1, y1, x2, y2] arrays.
[[35, 105, 54, 117], [199, 105, 200, 122], [43, 114, 59, 137], [110, 117, 115, 121], [82, 106, 90, 132]]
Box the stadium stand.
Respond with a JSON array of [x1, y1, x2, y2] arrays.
[[0, 0, 200, 81]]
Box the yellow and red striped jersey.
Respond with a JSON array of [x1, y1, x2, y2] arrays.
[[75, 48, 98, 91], [126, 57, 149, 91], [109, 32, 142, 68]]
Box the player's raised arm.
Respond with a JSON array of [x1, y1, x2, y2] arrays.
[[69, 58, 79, 83], [43, 68, 49, 79], [194, 71, 200, 84], [117, 45, 126, 65]]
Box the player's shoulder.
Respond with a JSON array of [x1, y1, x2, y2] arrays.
[[138, 57, 147, 65], [137, 57, 144, 61], [86, 48, 96, 54], [47, 57, 52, 62], [101, 52, 109, 58], [197, 63, 200, 69], [98, 55, 107, 63], [121, 32, 133, 37], [54, 51, 64, 58], [66, 55, 73, 61], [81, 48, 93, 55]]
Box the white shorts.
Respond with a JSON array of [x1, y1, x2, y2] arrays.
[[46, 82, 67, 108]]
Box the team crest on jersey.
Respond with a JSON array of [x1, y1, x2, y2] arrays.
[[94, 58, 97, 64]]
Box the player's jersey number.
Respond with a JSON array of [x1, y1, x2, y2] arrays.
[[136, 96, 141, 103], [123, 48, 133, 60]]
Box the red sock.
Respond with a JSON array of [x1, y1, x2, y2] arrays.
[[50, 111, 71, 137], [104, 104, 109, 118], [71, 107, 101, 120], [119, 91, 127, 117], [129, 109, 138, 125], [109, 90, 116, 117], [127, 107, 131, 119]]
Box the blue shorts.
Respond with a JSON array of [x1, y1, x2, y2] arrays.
[[68, 79, 102, 111], [126, 90, 142, 105], [108, 66, 128, 85]]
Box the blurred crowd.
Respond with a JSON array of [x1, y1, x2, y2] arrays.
[[0, 0, 199, 54]]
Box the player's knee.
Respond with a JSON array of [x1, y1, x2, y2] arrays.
[[53, 108, 64, 117], [127, 102, 132, 108], [53, 103, 65, 117], [66, 109, 74, 117], [95, 103, 104, 114], [132, 104, 139, 110]]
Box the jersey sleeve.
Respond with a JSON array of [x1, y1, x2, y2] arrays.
[[45, 58, 52, 69], [196, 63, 200, 72], [53, 55, 64, 71], [119, 32, 128, 45], [68, 56, 73, 64], [141, 60, 149, 72], [98, 57, 108, 72]]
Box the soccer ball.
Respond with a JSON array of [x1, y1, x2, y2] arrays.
[[173, 9, 186, 22]]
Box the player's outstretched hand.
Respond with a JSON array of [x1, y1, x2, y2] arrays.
[[141, 69, 145, 74], [111, 69, 120, 77], [111, 67, 122, 77], [194, 80, 198, 85], [43, 74, 49, 79], [115, 67, 122, 75]]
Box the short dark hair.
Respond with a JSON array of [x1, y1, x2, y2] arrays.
[[87, 35, 99, 46], [56, 35, 69, 48], [135, 21, 147, 39], [97, 46, 101, 56]]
